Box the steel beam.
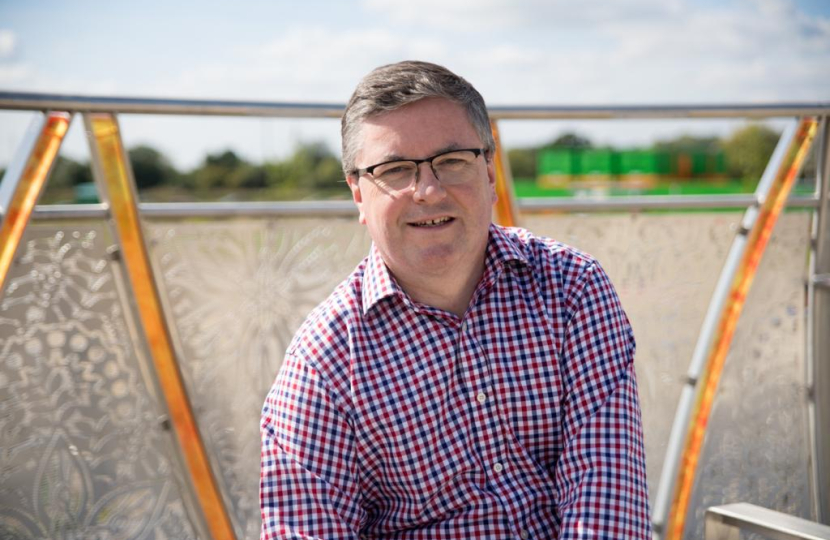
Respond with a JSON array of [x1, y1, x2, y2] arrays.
[[0, 112, 70, 293], [0, 90, 827, 119]]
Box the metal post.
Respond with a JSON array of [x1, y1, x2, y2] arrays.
[[808, 116, 830, 524], [490, 120, 519, 227]]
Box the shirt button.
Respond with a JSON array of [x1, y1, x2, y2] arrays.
[[520, 530, 529, 539], [493, 462, 504, 473], [476, 392, 487, 404], [461, 321, 468, 332]]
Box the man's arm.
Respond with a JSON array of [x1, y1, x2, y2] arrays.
[[260, 352, 365, 539], [554, 261, 652, 539]]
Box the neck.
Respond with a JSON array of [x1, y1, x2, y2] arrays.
[[392, 256, 486, 318]]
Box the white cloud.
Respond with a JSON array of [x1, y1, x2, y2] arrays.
[[0, 0, 826, 168], [150, 26, 450, 101], [364, 0, 685, 31], [0, 30, 15, 58]]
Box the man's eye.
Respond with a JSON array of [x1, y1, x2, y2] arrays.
[[377, 164, 412, 177]]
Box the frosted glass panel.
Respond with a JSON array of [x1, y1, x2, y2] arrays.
[[523, 211, 812, 534], [0, 223, 200, 539], [0, 211, 812, 539], [146, 217, 371, 538]]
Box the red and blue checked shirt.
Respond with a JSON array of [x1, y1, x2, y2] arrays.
[[261, 224, 651, 539]]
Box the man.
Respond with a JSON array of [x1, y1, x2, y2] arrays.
[[260, 60, 651, 539]]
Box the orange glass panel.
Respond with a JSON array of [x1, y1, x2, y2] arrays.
[[85, 114, 235, 540], [667, 118, 818, 540], [0, 112, 70, 293], [491, 121, 519, 227]]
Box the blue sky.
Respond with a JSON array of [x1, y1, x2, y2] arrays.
[[1, 0, 828, 169]]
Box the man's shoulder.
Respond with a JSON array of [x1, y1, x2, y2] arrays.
[[286, 257, 368, 363], [496, 225, 599, 285]]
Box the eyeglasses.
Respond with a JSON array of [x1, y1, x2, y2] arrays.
[[353, 148, 487, 191]]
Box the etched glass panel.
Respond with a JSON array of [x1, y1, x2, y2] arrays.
[[684, 211, 813, 538], [522, 211, 812, 532], [0, 222, 200, 539], [146, 217, 371, 538]]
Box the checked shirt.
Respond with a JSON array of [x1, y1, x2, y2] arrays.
[[260, 224, 651, 539]]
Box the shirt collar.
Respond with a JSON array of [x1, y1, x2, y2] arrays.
[[361, 223, 529, 316]]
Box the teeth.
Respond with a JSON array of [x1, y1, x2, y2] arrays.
[[415, 217, 451, 227]]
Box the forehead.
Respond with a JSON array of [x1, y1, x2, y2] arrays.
[[356, 98, 482, 164]]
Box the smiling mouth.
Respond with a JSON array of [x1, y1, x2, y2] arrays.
[[411, 217, 454, 228]]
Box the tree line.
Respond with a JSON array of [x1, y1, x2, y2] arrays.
[[32, 141, 347, 203], [0, 123, 807, 203]]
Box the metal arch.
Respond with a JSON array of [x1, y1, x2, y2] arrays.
[[0, 111, 71, 294], [83, 113, 236, 540], [653, 117, 820, 540]]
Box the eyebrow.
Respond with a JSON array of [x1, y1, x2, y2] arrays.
[[379, 143, 465, 163]]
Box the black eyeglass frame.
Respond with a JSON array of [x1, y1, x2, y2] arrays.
[[351, 147, 488, 179]]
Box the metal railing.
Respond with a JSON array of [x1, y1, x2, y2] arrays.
[[1, 92, 828, 540]]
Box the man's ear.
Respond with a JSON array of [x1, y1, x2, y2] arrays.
[[486, 154, 498, 205], [346, 176, 367, 225]]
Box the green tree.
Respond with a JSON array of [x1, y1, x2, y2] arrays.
[[653, 134, 721, 154], [544, 132, 592, 149], [285, 142, 343, 191], [49, 156, 93, 187], [128, 145, 178, 189], [188, 149, 247, 190], [228, 163, 267, 189], [507, 148, 536, 179], [722, 124, 779, 181]]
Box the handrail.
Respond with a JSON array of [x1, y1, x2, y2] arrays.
[[705, 503, 830, 540], [4, 193, 818, 221], [1, 91, 829, 119]]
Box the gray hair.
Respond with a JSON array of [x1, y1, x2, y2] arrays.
[[341, 60, 495, 177]]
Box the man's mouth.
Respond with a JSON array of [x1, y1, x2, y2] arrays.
[[411, 216, 453, 228]]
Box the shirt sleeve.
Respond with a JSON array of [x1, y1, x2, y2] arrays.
[[260, 352, 365, 539], [554, 261, 652, 539]]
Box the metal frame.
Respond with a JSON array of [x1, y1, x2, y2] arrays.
[[490, 120, 520, 226], [0, 91, 828, 119], [653, 119, 798, 536], [1, 92, 829, 539], [657, 118, 819, 539], [84, 113, 235, 540], [808, 118, 830, 524], [0, 111, 71, 293], [705, 503, 830, 540], [5, 193, 818, 223]]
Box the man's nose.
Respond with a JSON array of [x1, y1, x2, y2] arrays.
[[412, 162, 447, 203]]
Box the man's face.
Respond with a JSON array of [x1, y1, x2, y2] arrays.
[[347, 97, 496, 285]]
